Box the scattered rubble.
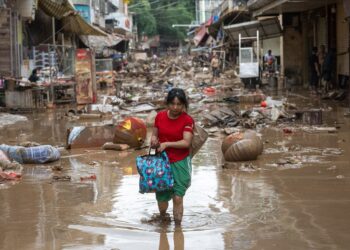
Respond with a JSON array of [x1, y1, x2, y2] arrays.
[[0, 113, 28, 128], [52, 175, 71, 181], [80, 174, 97, 181], [0, 172, 22, 182], [102, 143, 130, 151], [2, 54, 346, 180]]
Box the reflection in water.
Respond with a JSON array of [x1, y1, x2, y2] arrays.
[[66, 139, 226, 249], [158, 227, 184, 250]]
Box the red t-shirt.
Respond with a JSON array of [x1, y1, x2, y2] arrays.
[[155, 110, 194, 163]]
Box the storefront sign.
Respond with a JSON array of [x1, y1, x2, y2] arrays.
[[75, 49, 94, 104], [105, 13, 132, 32], [74, 4, 91, 23]]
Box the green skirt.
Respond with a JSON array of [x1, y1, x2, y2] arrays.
[[156, 156, 192, 202]]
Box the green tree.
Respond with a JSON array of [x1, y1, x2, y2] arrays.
[[131, 0, 157, 36], [154, 3, 193, 41], [130, 0, 195, 41]]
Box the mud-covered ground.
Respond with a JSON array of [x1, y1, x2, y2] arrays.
[[0, 91, 350, 250]]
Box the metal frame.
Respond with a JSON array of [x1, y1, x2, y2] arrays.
[[238, 30, 260, 78]]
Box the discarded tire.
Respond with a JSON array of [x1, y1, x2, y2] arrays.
[[222, 130, 263, 162], [114, 117, 147, 147]]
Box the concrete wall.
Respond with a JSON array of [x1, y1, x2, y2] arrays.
[[262, 37, 280, 56], [336, 1, 349, 76], [283, 26, 304, 85]]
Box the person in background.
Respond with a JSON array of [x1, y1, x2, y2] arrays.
[[29, 68, 41, 83], [263, 49, 276, 73], [318, 45, 326, 68], [309, 46, 320, 94], [210, 54, 220, 82], [150, 88, 194, 226], [318, 45, 326, 91], [322, 48, 336, 93], [152, 53, 158, 70], [152, 53, 158, 61]]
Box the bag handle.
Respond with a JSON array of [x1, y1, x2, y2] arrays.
[[149, 147, 158, 156]]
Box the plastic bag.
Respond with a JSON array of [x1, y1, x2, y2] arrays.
[[136, 151, 173, 194], [0, 144, 60, 164]]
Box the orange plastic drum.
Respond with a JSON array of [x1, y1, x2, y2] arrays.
[[114, 117, 147, 147]]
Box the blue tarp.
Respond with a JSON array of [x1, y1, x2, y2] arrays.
[[0, 144, 60, 164]]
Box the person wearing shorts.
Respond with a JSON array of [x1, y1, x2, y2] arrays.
[[151, 88, 194, 226], [211, 54, 220, 82]]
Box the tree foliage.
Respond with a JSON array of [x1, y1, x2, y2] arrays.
[[130, 0, 195, 41], [131, 0, 157, 36]]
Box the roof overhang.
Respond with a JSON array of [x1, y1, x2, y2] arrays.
[[193, 18, 213, 47], [224, 17, 282, 43], [208, 10, 251, 38], [250, 0, 338, 17], [38, 0, 106, 36]]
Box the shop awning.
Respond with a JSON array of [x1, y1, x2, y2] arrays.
[[80, 33, 124, 51], [193, 18, 213, 47], [224, 17, 282, 43], [38, 0, 74, 19], [62, 15, 107, 36], [208, 10, 250, 38], [38, 0, 106, 36]]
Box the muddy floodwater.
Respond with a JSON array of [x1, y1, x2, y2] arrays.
[[1, 95, 350, 250]]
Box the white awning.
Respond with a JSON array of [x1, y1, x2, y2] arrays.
[[224, 17, 282, 44]]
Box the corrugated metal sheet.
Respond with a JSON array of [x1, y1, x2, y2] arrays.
[[5, 90, 34, 108], [38, 0, 106, 36], [337, 2, 349, 75], [224, 17, 282, 43]]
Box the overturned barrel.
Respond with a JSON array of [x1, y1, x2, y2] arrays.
[[114, 117, 147, 148], [222, 130, 263, 162]]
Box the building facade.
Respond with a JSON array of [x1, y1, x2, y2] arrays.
[[196, 0, 223, 24], [247, 0, 349, 88]]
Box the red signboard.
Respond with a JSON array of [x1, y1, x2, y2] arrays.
[[75, 49, 96, 104]]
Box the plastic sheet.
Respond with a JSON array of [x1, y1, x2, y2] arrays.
[[0, 144, 60, 164]]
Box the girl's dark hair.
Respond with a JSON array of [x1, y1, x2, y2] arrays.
[[166, 88, 188, 109]]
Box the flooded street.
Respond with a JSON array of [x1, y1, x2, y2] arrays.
[[2, 0, 350, 248], [1, 95, 350, 250]]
